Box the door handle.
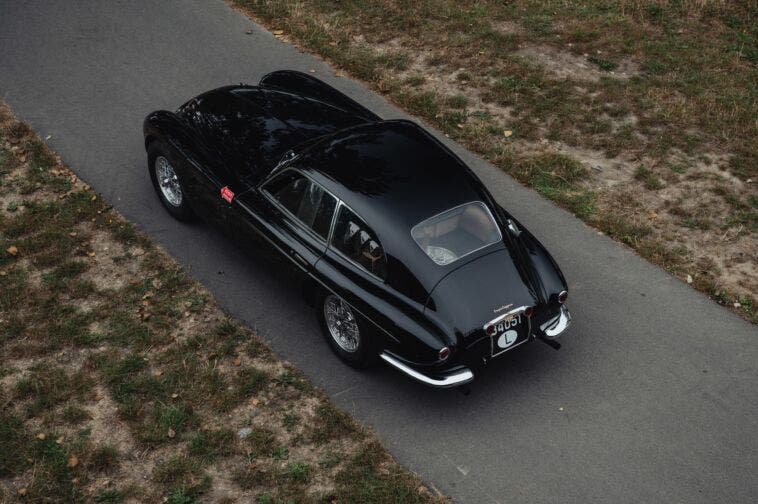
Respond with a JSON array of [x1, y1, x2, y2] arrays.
[[291, 251, 309, 267]]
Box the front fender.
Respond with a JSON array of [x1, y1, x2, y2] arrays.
[[143, 110, 191, 151]]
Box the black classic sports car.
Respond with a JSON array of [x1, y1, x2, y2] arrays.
[[144, 70, 571, 388]]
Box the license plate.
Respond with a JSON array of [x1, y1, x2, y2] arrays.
[[491, 314, 524, 356]]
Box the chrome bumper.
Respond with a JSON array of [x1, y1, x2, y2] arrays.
[[540, 305, 572, 339], [380, 352, 474, 388]]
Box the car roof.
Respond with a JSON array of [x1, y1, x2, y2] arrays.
[[295, 120, 505, 295], [298, 120, 489, 236]]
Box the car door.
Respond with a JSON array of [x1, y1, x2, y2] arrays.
[[229, 168, 337, 281], [314, 204, 399, 337], [176, 93, 241, 226]]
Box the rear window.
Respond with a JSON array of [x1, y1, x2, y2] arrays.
[[411, 202, 501, 266]]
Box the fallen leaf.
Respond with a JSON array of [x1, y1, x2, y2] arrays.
[[87, 251, 96, 257], [6, 246, 18, 256], [456, 123, 464, 129], [686, 274, 693, 284], [733, 302, 741, 308], [69, 231, 77, 237], [36, 432, 46, 440], [251, 398, 260, 406], [90, 195, 96, 201], [167, 427, 176, 439], [18, 488, 27, 496], [171, 393, 179, 399], [95, 390, 105, 401], [56, 436, 64, 444], [503, 130, 513, 137], [272, 29, 284, 35], [67, 455, 79, 468], [233, 357, 242, 366], [132, 247, 145, 256]]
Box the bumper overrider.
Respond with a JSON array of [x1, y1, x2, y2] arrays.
[[380, 305, 572, 388]]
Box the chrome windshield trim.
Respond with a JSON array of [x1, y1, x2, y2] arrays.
[[380, 353, 473, 388], [540, 305, 571, 339]]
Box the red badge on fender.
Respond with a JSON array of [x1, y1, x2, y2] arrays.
[[220, 186, 234, 203]]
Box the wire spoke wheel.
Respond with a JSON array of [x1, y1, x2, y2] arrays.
[[324, 294, 360, 353], [155, 156, 182, 207]]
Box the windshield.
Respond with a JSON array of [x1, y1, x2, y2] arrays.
[[411, 202, 502, 266]]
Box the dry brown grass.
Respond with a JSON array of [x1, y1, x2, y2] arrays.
[[232, 0, 757, 322], [0, 102, 446, 503]]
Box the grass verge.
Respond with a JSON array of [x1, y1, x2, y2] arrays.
[[231, 0, 757, 323], [0, 102, 445, 503]]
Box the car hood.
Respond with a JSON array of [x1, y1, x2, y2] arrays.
[[424, 248, 538, 342]]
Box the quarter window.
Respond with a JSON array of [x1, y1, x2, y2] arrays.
[[263, 171, 336, 240], [331, 206, 388, 280]]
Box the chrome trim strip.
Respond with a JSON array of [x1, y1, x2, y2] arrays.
[[484, 305, 529, 329], [380, 353, 473, 388], [540, 305, 571, 339]]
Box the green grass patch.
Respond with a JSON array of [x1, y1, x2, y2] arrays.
[[0, 412, 31, 477], [15, 365, 95, 418], [188, 428, 236, 463], [310, 403, 360, 444], [634, 165, 664, 190]]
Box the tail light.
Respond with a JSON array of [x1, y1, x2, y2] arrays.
[[524, 306, 534, 318], [558, 291, 568, 304], [485, 324, 496, 337], [438, 347, 451, 361]]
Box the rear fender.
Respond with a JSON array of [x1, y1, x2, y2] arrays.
[[497, 205, 568, 320]]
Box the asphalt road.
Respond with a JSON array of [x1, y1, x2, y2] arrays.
[[1, 2, 756, 502]]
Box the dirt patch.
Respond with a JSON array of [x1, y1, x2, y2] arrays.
[[0, 102, 446, 502], [230, 0, 756, 322], [517, 45, 640, 82], [78, 229, 133, 291]]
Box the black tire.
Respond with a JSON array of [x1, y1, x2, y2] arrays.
[[147, 141, 195, 221], [317, 290, 378, 369]]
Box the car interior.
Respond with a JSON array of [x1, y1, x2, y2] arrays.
[[411, 202, 501, 266]]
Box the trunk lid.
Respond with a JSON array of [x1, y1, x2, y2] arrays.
[[425, 249, 537, 344]]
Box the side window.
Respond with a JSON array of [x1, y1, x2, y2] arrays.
[[331, 206, 388, 280], [263, 171, 336, 240]]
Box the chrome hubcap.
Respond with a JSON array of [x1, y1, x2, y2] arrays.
[[155, 156, 182, 207], [324, 295, 360, 352]]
